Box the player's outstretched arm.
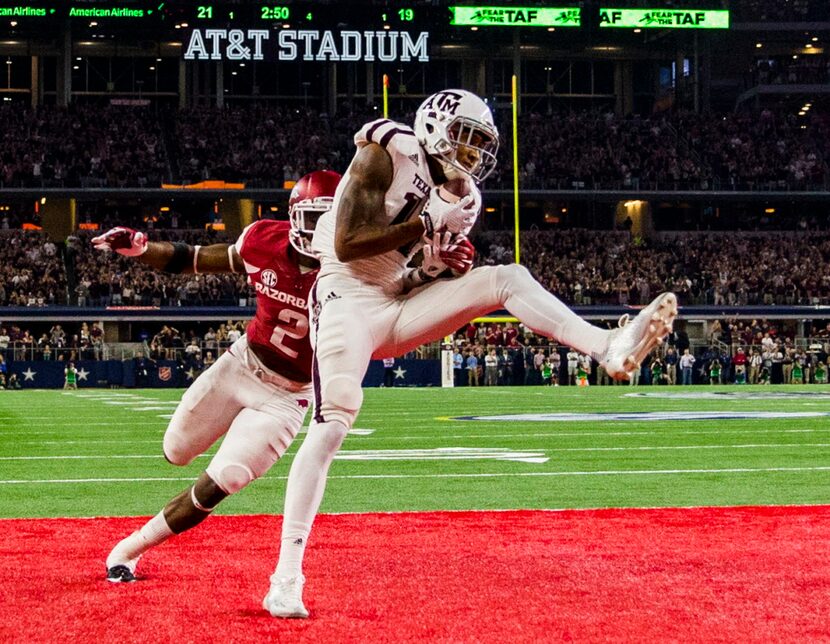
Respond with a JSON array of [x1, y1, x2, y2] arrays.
[[334, 143, 425, 262], [92, 227, 243, 274]]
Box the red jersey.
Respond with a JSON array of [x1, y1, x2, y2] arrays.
[[235, 220, 318, 383]]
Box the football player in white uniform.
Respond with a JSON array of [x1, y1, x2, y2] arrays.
[[94, 170, 341, 586], [262, 89, 678, 617]]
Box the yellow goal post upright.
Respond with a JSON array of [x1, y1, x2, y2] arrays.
[[441, 75, 521, 386], [382, 74, 389, 118]]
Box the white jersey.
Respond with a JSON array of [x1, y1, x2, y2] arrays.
[[312, 118, 437, 295]]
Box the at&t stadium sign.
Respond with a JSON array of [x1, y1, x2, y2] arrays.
[[183, 28, 430, 62]]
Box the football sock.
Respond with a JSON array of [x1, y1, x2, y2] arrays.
[[274, 419, 348, 579], [106, 511, 174, 570], [502, 274, 609, 358]]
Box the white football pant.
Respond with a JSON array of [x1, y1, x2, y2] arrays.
[[163, 335, 312, 495]]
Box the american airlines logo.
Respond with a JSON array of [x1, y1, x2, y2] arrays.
[[260, 269, 278, 287]]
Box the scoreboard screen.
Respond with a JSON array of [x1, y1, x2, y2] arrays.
[[0, 2, 436, 26]]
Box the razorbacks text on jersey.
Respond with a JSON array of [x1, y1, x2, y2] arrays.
[[234, 219, 318, 383], [312, 118, 438, 295]]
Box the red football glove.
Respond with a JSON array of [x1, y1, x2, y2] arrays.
[[91, 226, 148, 257], [439, 235, 475, 276]]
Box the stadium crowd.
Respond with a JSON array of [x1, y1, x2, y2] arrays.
[[7, 228, 830, 309], [2, 104, 830, 191], [0, 104, 167, 188], [476, 230, 830, 307]]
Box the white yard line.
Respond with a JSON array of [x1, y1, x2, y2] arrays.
[[2, 441, 829, 461], [2, 465, 830, 485]]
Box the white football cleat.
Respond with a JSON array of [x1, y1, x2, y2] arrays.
[[602, 292, 678, 381], [262, 574, 309, 619]]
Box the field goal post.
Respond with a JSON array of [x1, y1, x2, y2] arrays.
[[443, 75, 522, 387]]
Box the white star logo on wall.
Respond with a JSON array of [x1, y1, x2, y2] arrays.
[[22, 368, 36, 381], [76, 368, 89, 381], [393, 366, 406, 379]]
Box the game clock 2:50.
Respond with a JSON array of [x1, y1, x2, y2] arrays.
[[261, 6, 291, 21]]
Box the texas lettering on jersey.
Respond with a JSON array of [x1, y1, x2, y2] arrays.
[[234, 219, 318, 382], [312, 118, 437, 295]]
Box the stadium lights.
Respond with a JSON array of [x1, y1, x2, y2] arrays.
[[798, 111, 806, 116], [471, 26, 478, 30], [765, 208, 775, 214], [89, 21, 97, 27], [547, 27, 555, 32], [10, 20, 16, 27], [812, 36, 819, 42], [485, 207, 496, 213], [806, 43, 813, 48], [756, 42, 762, 48], [633, 28, 641, 33]]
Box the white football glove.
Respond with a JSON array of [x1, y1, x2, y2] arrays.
[[91, 226, 148, 257], [419, 183, 482, 237]]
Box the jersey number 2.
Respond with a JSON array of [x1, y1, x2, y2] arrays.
[[269, 309, 309, 359]]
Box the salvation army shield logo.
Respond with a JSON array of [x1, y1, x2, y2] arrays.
[[158, 366, 172, 382]]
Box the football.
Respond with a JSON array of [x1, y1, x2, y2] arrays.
[[437, 178, 470, 203]]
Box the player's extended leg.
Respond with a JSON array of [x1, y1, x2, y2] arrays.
[[106, 398, 307, 583], [387, 264, 676, 380], [264, 284, 381, 618]]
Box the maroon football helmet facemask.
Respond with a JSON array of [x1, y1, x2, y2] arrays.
[[288, 169, 342, 259]]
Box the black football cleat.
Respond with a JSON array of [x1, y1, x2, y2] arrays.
[[106, 565, 137, 583]]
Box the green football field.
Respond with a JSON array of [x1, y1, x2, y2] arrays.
[[1, 385, 829, 519]]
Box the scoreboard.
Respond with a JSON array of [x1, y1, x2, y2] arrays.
[[0, 2, 440, 28], [0, 3, 730, 30]]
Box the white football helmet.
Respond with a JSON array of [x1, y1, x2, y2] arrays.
[[413, 89, 499, 182]]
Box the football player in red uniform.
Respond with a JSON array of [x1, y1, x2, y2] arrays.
[[263, 90, 678, 618], [93, 170, 341, 585]]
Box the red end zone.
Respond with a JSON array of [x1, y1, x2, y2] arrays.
[[2, 506, 829, 642]]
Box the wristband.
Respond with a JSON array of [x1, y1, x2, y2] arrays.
[[163, 242, 192, 274]]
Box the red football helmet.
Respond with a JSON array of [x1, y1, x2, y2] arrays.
[[288, 169, 342, 258]]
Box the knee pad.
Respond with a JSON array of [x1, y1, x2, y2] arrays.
[[162, 432, 195, 467], [488, 263, 532, 303], [318, 374, 363, 428], [206, 462, 255, 495]]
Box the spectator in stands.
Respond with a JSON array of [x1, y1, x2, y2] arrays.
[[680, 348, 695, 385], [466, 350, 479, 387], [484, 349, 499, 386]]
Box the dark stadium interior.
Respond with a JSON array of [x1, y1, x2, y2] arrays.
[[2, 0, 830, 388]]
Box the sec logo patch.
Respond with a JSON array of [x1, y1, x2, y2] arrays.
[[260, 269, 278, 287]]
